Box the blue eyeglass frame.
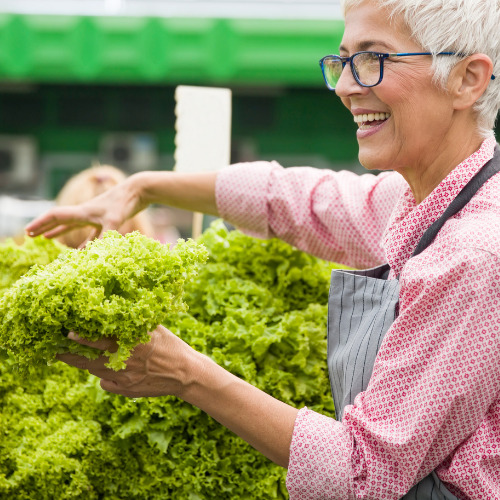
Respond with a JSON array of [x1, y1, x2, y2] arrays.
[[319, 51, 496, 91]]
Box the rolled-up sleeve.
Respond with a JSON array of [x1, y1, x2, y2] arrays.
[[215, 161, 407, 268], [287, 408, 355, 499]]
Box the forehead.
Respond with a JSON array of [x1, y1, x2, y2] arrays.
[[340, 2, 411, 52]]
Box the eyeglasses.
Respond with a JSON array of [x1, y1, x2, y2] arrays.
[[319, 51, 496, 91]]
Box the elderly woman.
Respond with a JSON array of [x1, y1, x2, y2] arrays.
[[26, 0, 500, 498]]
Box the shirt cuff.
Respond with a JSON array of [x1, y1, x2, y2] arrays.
[[215, 161, 282, 238], [286, 407, 354, 500]]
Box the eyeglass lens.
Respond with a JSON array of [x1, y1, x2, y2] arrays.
[[323, 52, 382, 89]]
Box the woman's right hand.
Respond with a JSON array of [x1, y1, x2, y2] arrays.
[[26, 169, 219, 247], [25, 174, 144, 246]]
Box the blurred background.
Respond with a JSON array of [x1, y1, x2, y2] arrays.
[[0, 0, 365, 240]]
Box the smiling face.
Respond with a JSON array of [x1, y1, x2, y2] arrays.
[[336, 1, 460, 178]]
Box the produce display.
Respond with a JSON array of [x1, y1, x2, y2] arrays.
[[0, 221, 341, 499]]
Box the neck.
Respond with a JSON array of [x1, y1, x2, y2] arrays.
[[397, 127, 485, 205]]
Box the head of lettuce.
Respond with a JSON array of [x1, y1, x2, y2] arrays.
[[0, 231, 208, 373]]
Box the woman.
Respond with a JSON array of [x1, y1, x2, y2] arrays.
[[25, 0, 500, 498]]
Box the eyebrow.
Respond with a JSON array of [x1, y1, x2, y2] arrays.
[[339, 40, 395, 53]]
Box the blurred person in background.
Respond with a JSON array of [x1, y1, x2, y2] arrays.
[[147, 205, 182, 245], [26, 0, 500, 498]]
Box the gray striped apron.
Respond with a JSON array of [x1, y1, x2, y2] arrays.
[[327, 145, 500, 499]]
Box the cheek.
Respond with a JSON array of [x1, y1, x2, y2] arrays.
[[380, 74, 446, 136], [381, 73, 422, 113]]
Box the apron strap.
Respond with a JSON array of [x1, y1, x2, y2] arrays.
[[412, 145, 500, 257]]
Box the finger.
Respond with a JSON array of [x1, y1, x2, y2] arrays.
[[78, 226, 104, 249], [78, 236, 97, 250], [39, 221, 102, 240], [56, 352, 105, 371], [57, 352, 118, 379], [100, 379, 144, 398], [25, 209, 75, 235], [40, 225, 81, 239], [67, 331, 119, 352], [78, 237, 93, 250], [25, 214, 57, 235], [100, 378, 122, 394], [26, 207, 100, 236]]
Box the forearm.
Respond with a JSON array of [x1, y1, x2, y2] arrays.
[[179, 347, 298, 468], [132, 170, 219, 216], [65, 327, 298, 468]]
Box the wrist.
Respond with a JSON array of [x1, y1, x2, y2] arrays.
[[143, 326, 212, 400], [176, 348, 219, 403], [128, 171, 155, 212]]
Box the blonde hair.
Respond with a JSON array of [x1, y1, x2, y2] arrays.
[[341, 0, 500, 138], [56, 165, 155, 248]]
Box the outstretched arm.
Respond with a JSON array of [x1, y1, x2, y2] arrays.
[[26, 170, 219, 243]]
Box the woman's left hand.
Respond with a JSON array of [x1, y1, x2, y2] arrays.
[[57, 325, 191, 398]]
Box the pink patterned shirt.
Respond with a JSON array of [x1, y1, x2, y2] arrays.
[[216, 137, 500, 499]]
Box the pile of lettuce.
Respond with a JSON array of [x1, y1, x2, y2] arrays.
[[0, 221, 343, 499], [0, 231, 208, 371]]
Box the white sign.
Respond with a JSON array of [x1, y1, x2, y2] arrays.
[[174, 85, 232, 174]]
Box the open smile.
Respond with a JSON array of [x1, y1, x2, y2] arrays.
[[354, 112, 391, 130]]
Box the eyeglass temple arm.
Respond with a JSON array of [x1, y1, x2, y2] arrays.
[[386, 52, 496, 80]]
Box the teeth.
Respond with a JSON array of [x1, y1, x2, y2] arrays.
[[354, 112, 391, 124]]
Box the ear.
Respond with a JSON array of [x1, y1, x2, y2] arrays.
[[450, 54, 494, 111]]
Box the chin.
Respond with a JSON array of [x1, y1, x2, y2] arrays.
[[358, 151, 383, 172], [357, 144, 397, 172]]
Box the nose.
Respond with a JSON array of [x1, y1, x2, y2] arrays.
[[334, 62, 369, 98]]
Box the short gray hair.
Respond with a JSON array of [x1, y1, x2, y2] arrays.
[[341, 0, 500, 138]]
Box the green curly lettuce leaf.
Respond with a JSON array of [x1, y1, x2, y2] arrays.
[[0, 231, 208, 372], [0, 236, 67, 296]]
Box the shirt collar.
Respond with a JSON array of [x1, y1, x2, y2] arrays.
[[383, 137, 497, 275]]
